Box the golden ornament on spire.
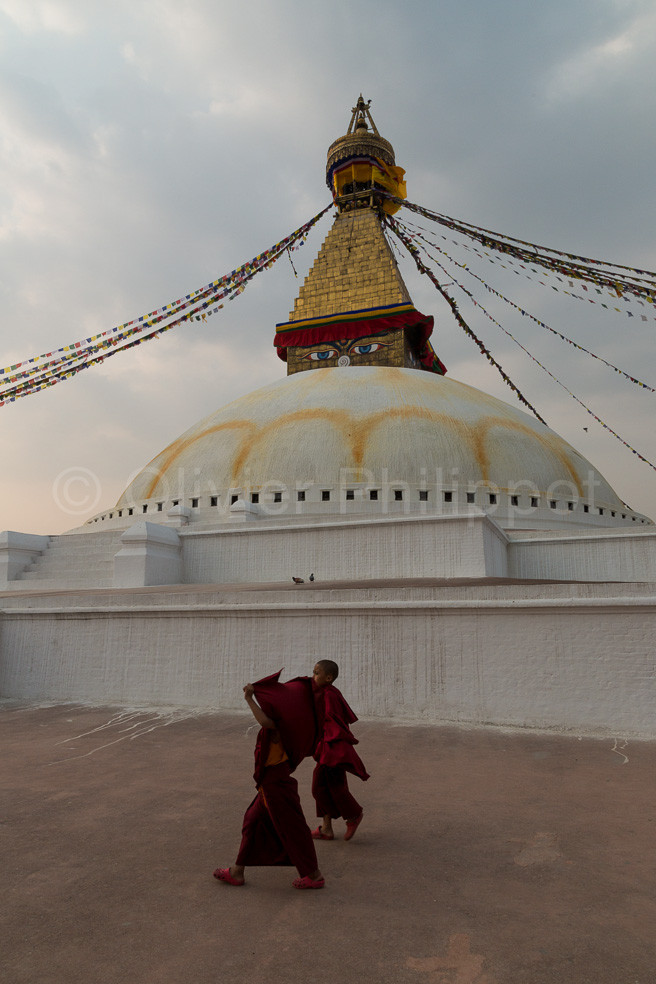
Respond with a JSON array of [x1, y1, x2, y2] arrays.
[[326, 95, 407, 214]]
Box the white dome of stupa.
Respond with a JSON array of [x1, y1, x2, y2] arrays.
[[80, 366, 648, 533]]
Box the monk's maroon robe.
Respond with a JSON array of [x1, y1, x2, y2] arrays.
[[313, 682, 369, 780], [234, 670, 319, 875], [311, 762, 363, 820], [312, 682, 369, 820], [251, 670, 318, 780]]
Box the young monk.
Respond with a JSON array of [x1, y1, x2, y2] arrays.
[[311, 659, 369, 841], [214, 672, 324, 889]]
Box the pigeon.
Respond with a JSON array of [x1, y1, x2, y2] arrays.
[[309, 573, 315, 581], [292, 576, 304, 584]]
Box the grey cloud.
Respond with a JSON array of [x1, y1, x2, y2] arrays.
[[1, 0, 654, 534]]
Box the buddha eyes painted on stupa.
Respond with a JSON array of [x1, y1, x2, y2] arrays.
[[301, 332, 392, 364], [308, 349, 338, 362], [352, 342, 384, 355]]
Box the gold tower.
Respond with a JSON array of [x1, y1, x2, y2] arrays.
[[274, 96, 445, 376]]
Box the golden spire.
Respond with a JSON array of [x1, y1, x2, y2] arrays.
[[326, 95, 400, 213], [273, 99, 445, 378]]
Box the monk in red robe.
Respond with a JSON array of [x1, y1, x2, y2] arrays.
[[310, 660, 369, 841], [213, 670, 325, 889]]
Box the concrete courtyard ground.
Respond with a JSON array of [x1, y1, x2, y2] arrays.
[[1, 701, 654, 984]]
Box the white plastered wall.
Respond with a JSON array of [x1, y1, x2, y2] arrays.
[[508, 528, 656, 582], [1, 590, 654, 736], [181, 513, 508, 584]]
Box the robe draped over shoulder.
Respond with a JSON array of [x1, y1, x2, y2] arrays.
[[251, 670, 318, 782]]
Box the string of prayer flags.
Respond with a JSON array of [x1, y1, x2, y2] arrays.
[[385, 195, 656, 305], [0, 205, 331, 407], [394, 216, 656, 393], [385, 213, 547, 424], [400, 215, 656, 321]]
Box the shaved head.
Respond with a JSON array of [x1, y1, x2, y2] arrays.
[[315, 659, 339, 681]]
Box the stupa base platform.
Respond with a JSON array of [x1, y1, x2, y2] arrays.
[[3, 513, 656, 592], [2, 576, 654, 737]]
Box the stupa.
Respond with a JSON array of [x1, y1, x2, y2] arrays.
[[73, 96, 649, 538], [1, 98, 655, 737]]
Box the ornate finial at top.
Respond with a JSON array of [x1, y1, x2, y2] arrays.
[[347, 95, 380, 136], [326, 96, 397, 201], [325, 97, 407, 217]]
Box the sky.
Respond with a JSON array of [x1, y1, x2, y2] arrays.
[[1, 0, 655, 535]]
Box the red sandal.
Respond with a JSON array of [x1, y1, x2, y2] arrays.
[[213, 867, 245, 886], [344, 812, 363, 841], [311, 826, 334, 840], [292, 875, 325, 889]]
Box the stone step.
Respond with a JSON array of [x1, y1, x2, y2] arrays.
[[21, 558, 115, 574], [14, 530, 125, 588], [23, 551, 116, 567], [48, 532, 125, 548], [18, 566, 114, 581], [41, 544, 119, 556], [7, 576, 114, 590]]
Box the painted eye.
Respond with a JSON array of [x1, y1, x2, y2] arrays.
[[306, 349, 338, 361], [351, 342, 383, 355]]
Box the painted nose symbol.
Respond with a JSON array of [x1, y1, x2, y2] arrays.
[[337, 355, 350, 367]]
